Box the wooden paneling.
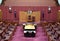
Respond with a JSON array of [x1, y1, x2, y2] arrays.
[[19, 11, 40, 23], [19, 11, 27, 22], [57, 11, 60, 21], [0, 9, 2, 21], [32, 11, 40, 22]]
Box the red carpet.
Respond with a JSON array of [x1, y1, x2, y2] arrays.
[[11, 26, 48, 41]]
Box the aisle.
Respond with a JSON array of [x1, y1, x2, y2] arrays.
[[11, 26, 48, 41]]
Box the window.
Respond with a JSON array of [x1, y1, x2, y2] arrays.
[[0, 0, 2, 5], [58, 0, 60, 5]]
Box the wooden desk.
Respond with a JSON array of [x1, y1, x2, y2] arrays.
[[2, 25, 17, 41], [24, 24, 35, 29], [23, 24, 36, 37]]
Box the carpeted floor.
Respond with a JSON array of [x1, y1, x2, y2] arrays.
[[11, 26, 48, 41]]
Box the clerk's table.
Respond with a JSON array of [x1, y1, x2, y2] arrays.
[[23, 23, 37, 37]]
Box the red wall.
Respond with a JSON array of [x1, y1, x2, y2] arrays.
[[0, 6, 59, 23]]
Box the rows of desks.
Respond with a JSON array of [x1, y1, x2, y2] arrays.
[[43, 22, 60, 41], [0, 22, 17, 41]]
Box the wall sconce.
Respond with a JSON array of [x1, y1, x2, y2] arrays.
[[48, 6, 51, 14], [9, 7, 12, 13]]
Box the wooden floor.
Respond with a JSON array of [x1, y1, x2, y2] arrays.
[[5, 0, 56, 6]]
